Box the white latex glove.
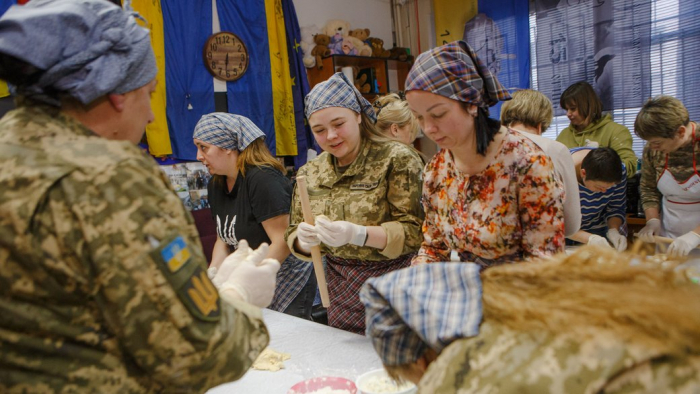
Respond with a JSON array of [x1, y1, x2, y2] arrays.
[[638, 218, 661, 243], [668, 231, 700, 258], [212, 239, 252, 288], [296, 222, 321, 250], [588, 234, 612, 248], [315, 216, 367, 247], [207, 266, 218, 280], [219, 243, 281, 308], [606, 228, 627, 252]]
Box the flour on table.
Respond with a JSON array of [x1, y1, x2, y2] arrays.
[[252, 348, 291, 372]]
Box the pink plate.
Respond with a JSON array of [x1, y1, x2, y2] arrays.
[[287, 376, 358, 394]]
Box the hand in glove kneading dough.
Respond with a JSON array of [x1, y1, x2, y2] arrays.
[[606, 228, 627, 251], [668, 231, 700, 258], [315, 215, 367, 247], [588, 234, 612, 248], [638, 218, 661, 243], [219, 242, 281, 308]]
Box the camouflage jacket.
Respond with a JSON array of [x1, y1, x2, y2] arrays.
[[285, 139, 424, 261], [640, 134, 700, 210], [0, 106, 269, 393], [419, 321, 700, 393]]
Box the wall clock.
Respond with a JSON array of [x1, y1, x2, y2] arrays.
[[203, 31, 249, 82]]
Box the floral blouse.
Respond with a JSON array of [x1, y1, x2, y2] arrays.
[[413, 128, 565, 267]]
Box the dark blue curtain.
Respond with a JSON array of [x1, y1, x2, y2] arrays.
[[463, 1, 530, 119], [281, 0, 315, 168], [163, 0, 215, 160], [679, 0, 700, 120], [216, 0, 276, 154]]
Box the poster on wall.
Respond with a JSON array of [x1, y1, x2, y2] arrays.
[[161, 162, 211, 211], [533, 0, 652, 115], [463, 0, 530, 119]]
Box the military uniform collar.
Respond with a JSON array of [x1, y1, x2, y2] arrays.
[[319, 138, 373, 188]]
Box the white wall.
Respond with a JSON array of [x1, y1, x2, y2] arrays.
[[292, 0, 394, 47]]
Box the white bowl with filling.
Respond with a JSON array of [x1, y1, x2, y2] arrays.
[[355, 369, 417, 394]]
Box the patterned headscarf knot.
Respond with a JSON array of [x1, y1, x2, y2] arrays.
[[0, 0, 156, 106], [193, 113, 266, 151], [360, 263, 483, 366], [304, 72, 377, 123], [405, 41, 511, 108]]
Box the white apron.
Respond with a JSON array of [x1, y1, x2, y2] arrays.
[[657, 127, 700, 256]]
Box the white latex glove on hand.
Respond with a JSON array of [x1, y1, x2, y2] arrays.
[[638, 218, 661, 243], [606, 228, 627, 251], [588, 234, 612, 248], [668, 231, 700, 257], [207, 266, 218, 280], [219, 243, 281, 308], [212, 239, 252, 288], [296, 221, 321, 250], [315, 216, 367, 247]]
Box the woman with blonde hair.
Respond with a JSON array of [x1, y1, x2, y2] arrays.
[[194, 113, 316, 319], [285, 72, 424, 334], [374, 92, 421, 145]]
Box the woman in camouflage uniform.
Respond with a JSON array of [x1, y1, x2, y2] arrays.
[[0, 1, 278, 392], [284, 72, 424, 335], [361, 246, 700, 393]]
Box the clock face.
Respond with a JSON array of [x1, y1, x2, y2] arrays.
[[203, 32, 249, 82]]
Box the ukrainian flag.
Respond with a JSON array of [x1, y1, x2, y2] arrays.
[[130, 0, 173, 157]]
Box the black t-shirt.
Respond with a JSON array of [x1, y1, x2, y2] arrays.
[[208, 166, 292, 251]]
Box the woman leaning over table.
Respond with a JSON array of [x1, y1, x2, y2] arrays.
[[284, 72, 424, 334], [405, 41, 565, 267]]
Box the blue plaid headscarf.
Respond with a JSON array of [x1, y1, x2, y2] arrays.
[[360, 263, 483, 367], [304, 72, 377, 122], [193, 113, 265, 151], [405, 41, 511, 108], [0, 0, 156, 106]]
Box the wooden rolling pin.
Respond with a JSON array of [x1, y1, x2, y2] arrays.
[[296, 176, 330, 307], [633, 233, 700, 250]]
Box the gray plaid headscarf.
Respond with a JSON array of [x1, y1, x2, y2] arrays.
[[0, 0, 156, 106], [193, 113, 265, 151], [360, 263, 483, 366], [304, 72, 377, 122]]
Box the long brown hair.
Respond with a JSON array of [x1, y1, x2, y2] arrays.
[[236, 138, 285, 177]]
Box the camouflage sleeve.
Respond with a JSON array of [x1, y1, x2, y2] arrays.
[[640, 145, 662, 211], [601, 355, 700, 393], [380, 150, 425, 259], [60, 160, 269, 391]]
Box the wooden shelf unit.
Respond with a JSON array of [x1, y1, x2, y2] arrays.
[[306, 55, 412, 102]]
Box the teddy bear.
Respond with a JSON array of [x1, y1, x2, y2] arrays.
[[352, 66, 371, 93], [389, 46, 413, 62], [300, 25, 320, 68], [322, 19, 372, 57], [311, 34, 331, 70], [367, 37, 390, 58], [349, 28, 370, 43]]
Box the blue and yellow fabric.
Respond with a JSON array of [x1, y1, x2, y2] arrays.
[[0, 0, 16, 98], [129, 0, 172, 157], [162, 0, 215, 160]]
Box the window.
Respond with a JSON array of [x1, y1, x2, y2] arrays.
[[530, 0, 697, 160]]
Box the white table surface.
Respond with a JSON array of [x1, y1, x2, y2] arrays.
[[208, 309, 383, 394]]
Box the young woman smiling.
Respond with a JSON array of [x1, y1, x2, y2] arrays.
[[284, 72, 424, 334]]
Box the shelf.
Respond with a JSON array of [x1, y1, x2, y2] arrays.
[[306, 55, 413, 98]]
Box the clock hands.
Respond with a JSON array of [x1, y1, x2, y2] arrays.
[[225, 53, 229, 69]]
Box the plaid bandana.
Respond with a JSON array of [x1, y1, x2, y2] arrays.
[[193, 113, 265, 151], [404, 41, 511, 108], [304, 72, 377, 122], [360, 263, 483, 367]]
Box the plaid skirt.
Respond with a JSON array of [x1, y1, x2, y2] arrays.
[[326, 253, 415, 335], [268, 254, 314, 313]]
